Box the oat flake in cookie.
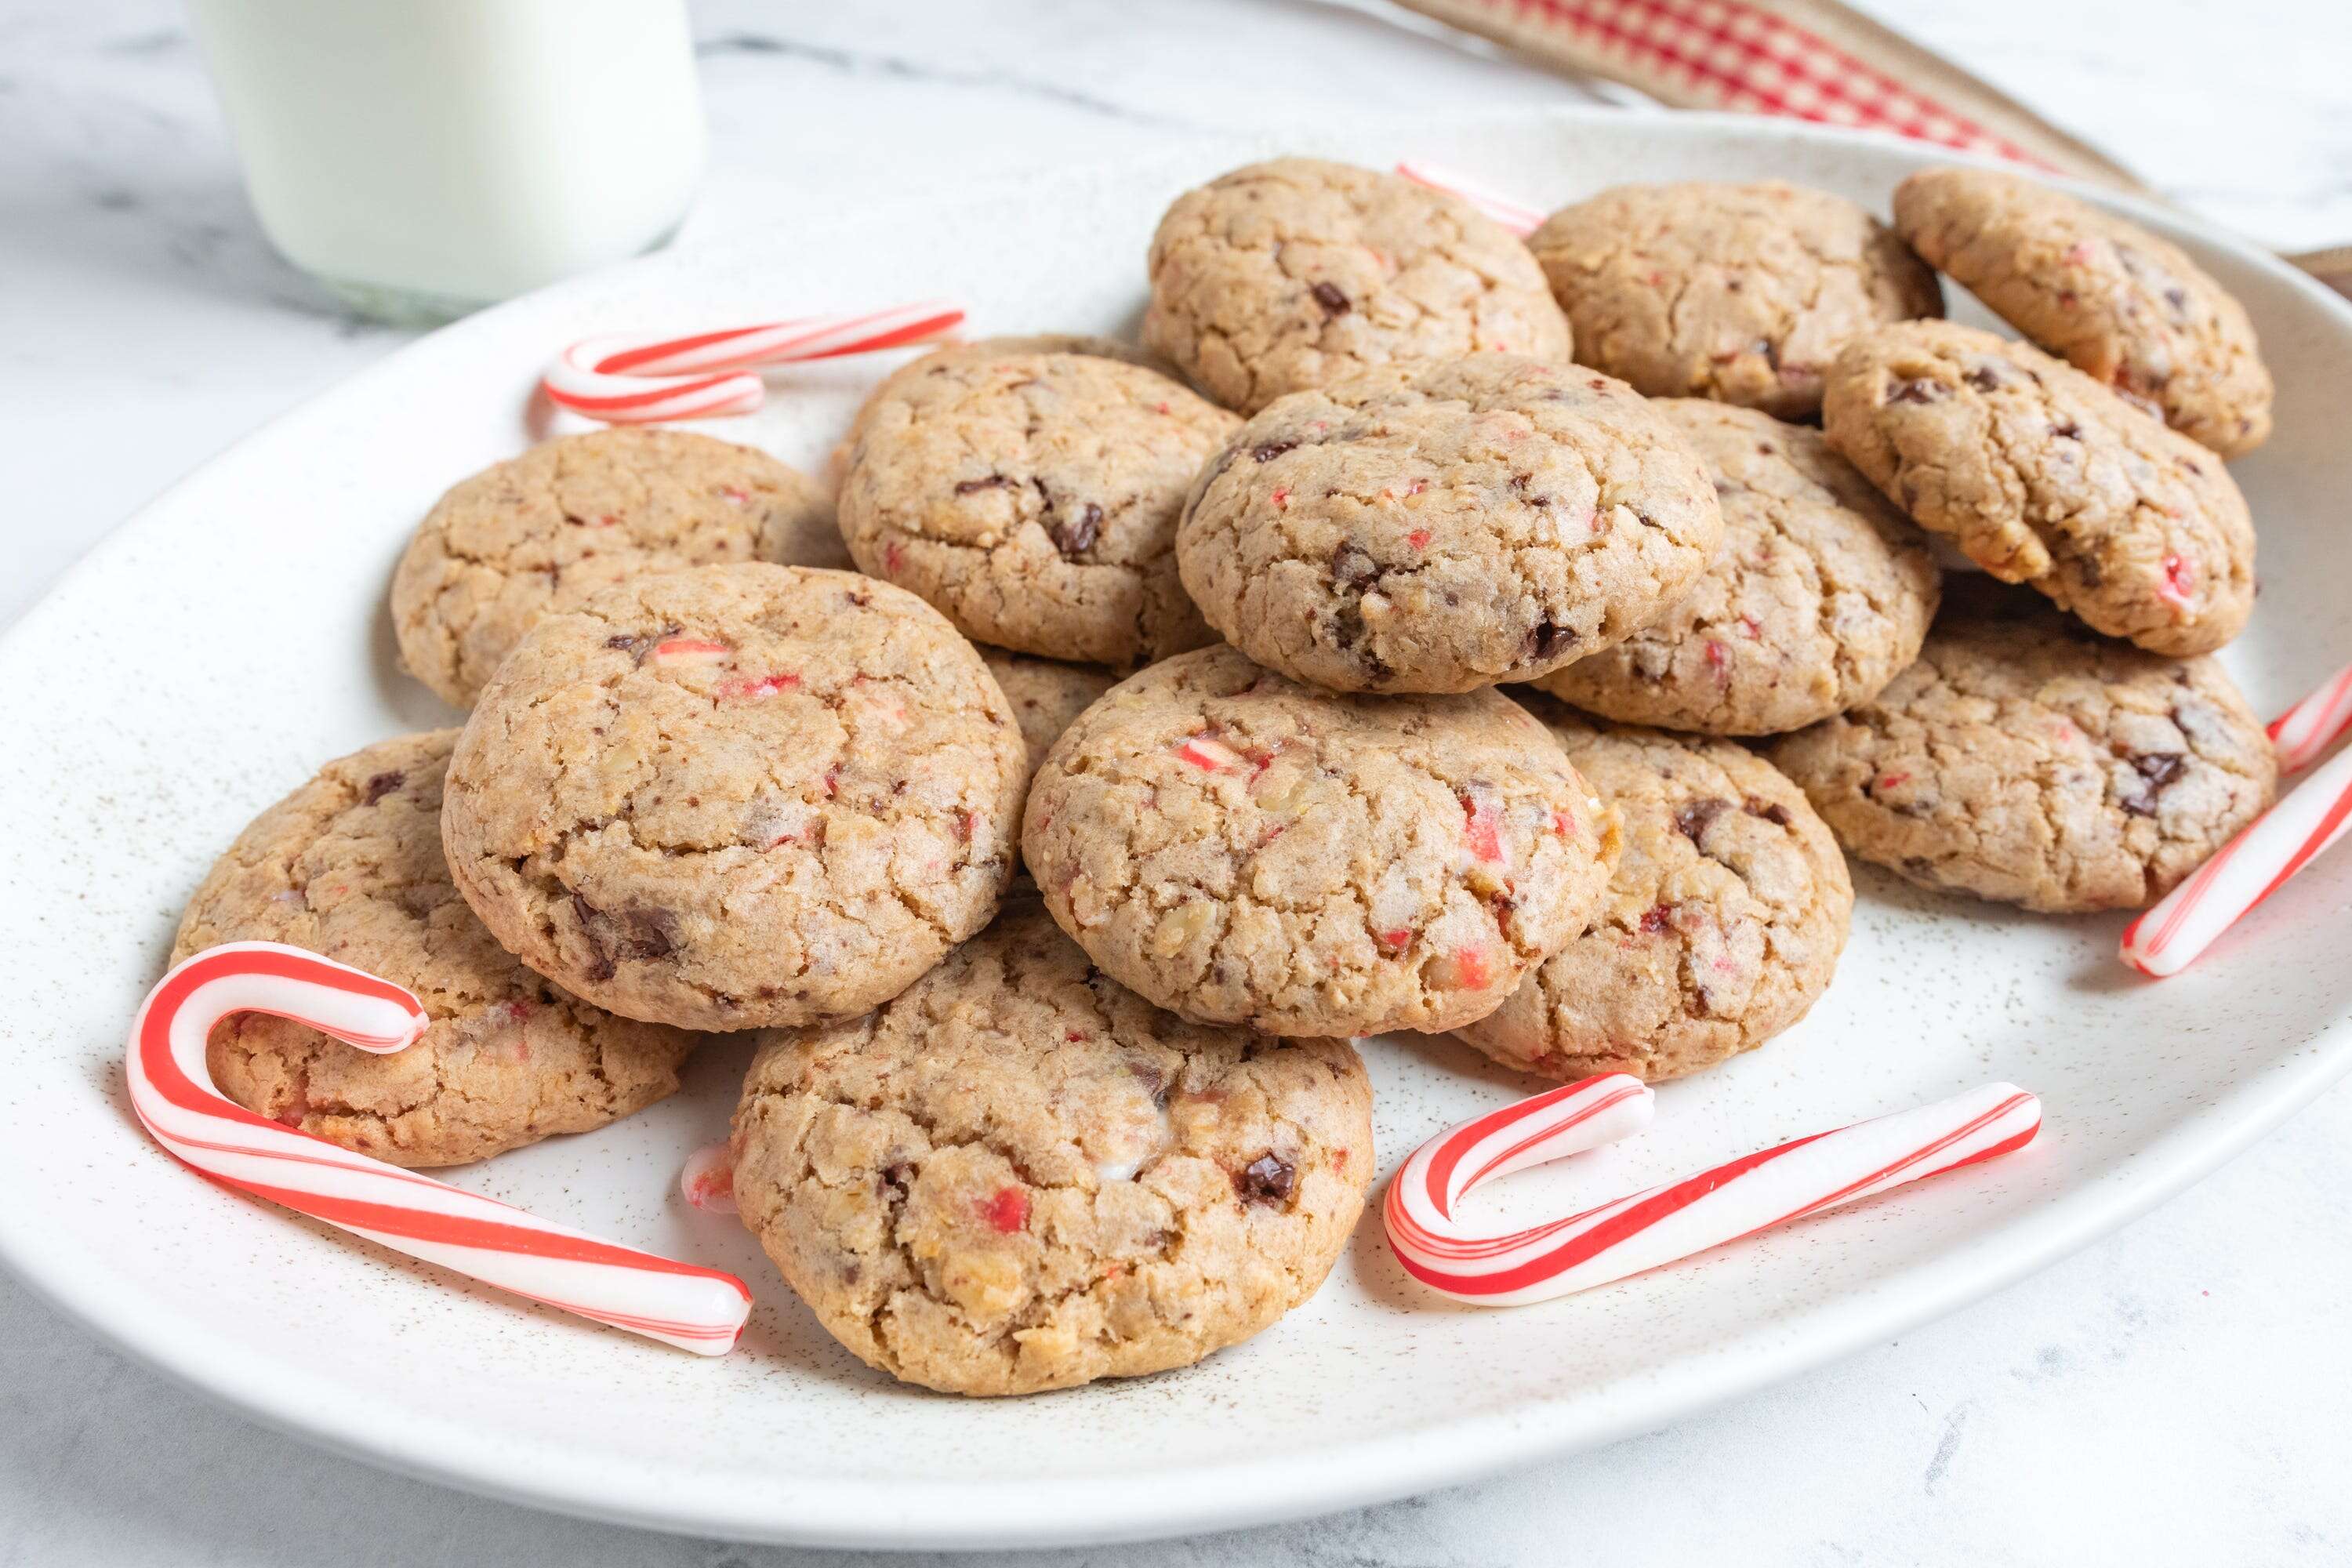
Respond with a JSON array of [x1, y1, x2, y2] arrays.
[[838, 348, 1238, 666], [731, 898, 1373, 1396], [175, 731, 704, 1167], [1823, 321, 2256, 657], [1143, 157, 1571, 415], [1022, 644, 1618, 1037], [1178, 355, 1723, 694], [1769, 588, 2275, 913], [391, 428, 844, 709], [1526, 180, 1941, 421], [1458, 704, 1851, 1083], [1893, 167, 2273, 457], [1535, 400, 1940, 735], [442, 563, 1026, 1030]]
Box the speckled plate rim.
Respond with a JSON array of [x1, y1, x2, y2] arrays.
[[2, 106, 2349, 1550]]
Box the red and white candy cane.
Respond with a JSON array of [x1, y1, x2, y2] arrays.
[[128, 942, 753, 1354], [2269, 658, 2352, 775], [2120, 739, 2352, 979], [1385, 1073, 2041, 1305], [542, 299, 965, 424], [1394, 159, 1543, 238]]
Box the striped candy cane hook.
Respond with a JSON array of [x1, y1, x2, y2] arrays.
[[1394, 160, 1544, 237], [127, 942, 753, 1353], [1385, 1074, 2041, 1305]]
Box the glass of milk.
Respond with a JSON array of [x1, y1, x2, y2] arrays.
[[189, 0, 706, 324]]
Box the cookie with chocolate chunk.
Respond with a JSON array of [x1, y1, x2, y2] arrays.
[[838, 347, 1237, 666], [1893, 167, 2272, 456], [1769, 588, 2274, 912], [1822, 321, 2255, 656], [174, 730, 705, 1166], [731, 898, 1372, 1396], [1457, 705, 1850, 1082], [1144, 157, 1571, 414], [442, 563, 1027, 1030]]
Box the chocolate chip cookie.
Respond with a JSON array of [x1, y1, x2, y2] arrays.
[[837, 347, 1237, 666], [1534, 400, 1940, 734], [1177, 355, 1723, 694], [174, 731, 704, 1166], [1022, 644, 1618, 1036], [1526, 180, 1941, 420], [1457, 704, 1850, 1082], [1893, 167, 2273, 457], [1822, 321, 2256, 656], [1769, 587, 2275, 912], [731, 898, 1373, 1396], [1143, 157, 1571, 415], [443, 563, 1026, 1030], [392, 429, 844, 709]]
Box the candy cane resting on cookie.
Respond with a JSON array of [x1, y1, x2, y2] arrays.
[[1393, 160, 1544, 237], [128, 942, 753, 1354], [542, 299, 967, 424], [2268, 658, 2352, 775], [2119, 739, 2352, 979], [1385, 1073, 2042, 1305]]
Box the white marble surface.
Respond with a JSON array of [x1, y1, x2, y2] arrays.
[[2, 1, 2349, 1562]]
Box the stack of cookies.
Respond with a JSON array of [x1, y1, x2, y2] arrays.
[[176, 154, 2281, 1398]]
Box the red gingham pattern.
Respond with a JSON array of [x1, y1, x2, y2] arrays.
[[1469, 0, 2053, 169]]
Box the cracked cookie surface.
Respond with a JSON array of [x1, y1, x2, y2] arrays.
[[1457, 704, 1850, 1083], [392, 429, 844, 709], [1823, 321, 2255, 656], [1893, 167, 2272, 457], [730, 898, 1372, 1396], [838, 349, 1237, 666], [1143, 157, 1570, 415], [1535, 400, 1940, 734], [979, 644, 1120, 787], [442, 563, 1026, 1030], [1769, 586, 2274, 913], [1178, 355, 1723, 694], [173, 731, 703, 1167], [1526, 180, 1941, 421], [1022, 644, 1618, 1036]]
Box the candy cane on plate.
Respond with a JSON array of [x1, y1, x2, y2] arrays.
[[1385, 1073, 2042, 1305], [1394, 160, 1543, 237], [2269, 658, 2352, 775], [542, 299, 966, 424], [2119, 739, 2352, 979], [128, 942, 753, 1353]]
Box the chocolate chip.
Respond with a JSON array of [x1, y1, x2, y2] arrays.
[[1234, 1152, 1296, 1205], [880, 1162, 914, 1199], [2051, 420, 2084, 441], [1308, 281, 1349, 317], [2119, 787, 2158, 818], [1964, 366, 2004, 393], [2135, 752, 2186, 787], [2164, 285, 2189, 314], [1743, 795, 1790, 826], [953, 474, 1014, 495], [1129, 1061, 1168, 1107], [1886, 379, 1947, 405], [570, 893, 676, 980], [1251, 440, 1298, 463], [1049, 502, 1102, 558], [1526, 619, 1570, 661], [1330, 542, 1380, 590], [361, 770, 405, 805], [2183, 456, 2204, 477], [604, 624, 682, 665], [1675, 797, 1730, 844]]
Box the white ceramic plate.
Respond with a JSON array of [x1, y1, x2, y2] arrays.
[[2, 110, 2348, 1551]]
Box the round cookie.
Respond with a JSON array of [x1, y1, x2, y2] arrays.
[[392, 429, 844, 709], [731, 898, 1374, 1396], [1022, 644, 1619, 1036], [1178, 355, 1724, 694], [1534, 400, 1941, 734], [1457, 706, 1851, 1082], [1526, 180, 1942, 420], [833, 334, 1178, 474], [1822, 321, 2255, 657], [837, 348, 1239, 666], [173, 731, 703, 1167], [1893, 167, 2273, 457], [1769, 589, 2275, 913], [978, 644, 1120, 785], [443, 563, 1026, 1030], [1143, 157, 1571, 416]]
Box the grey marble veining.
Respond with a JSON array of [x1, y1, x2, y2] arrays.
[[2, 1, 2349, 1563]]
